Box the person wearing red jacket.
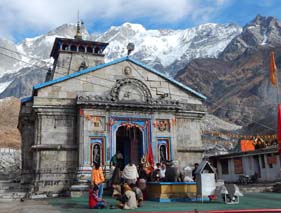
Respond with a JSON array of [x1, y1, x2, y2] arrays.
[[88, 185, 106, 209]]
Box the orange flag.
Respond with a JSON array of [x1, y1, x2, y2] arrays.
[[270, 51, 277, 86]]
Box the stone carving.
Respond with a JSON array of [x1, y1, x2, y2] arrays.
[[87, 116, 105, 131], [110, 78, 152, 103], [123, 66, 132, 75], [158, 119, 170, 132], [160, 144, 167, 162], [93, 144, 101, 164]]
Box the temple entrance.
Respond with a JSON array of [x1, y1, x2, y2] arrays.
[[116, 125, 143, 168]]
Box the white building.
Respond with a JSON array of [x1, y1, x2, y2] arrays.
[[210, 145, 281, 182]]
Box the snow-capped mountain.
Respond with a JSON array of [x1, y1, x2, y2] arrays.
[[0, 22, 241, 98], [175, 16, 281, 132], [98, 22, 241, 72]]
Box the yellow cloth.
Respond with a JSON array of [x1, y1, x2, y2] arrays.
[[91, 167, 105, 185]]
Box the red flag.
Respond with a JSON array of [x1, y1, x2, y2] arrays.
[[79, 108, 84, 116], [270, 52, 277, 86], [146, 142, 154, 168], [278, 104, 281, 154]]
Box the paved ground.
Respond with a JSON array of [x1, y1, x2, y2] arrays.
[[0, 199, 60, 213], [1, 192, 281, 213]]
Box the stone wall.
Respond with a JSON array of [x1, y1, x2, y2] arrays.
[[38, 61, 203, 105], [22, 105, 79, 192], [53, 52, 105, 78]]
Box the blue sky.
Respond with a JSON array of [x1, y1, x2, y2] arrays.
[[0, 0, 281, 43]]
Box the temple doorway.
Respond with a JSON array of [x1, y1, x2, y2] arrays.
[[116, 125, 143, 167]]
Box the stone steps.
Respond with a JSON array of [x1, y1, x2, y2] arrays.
[[238, 183, 275, 193], [0, 179, 30, 201], [0, 192, 27, 202]]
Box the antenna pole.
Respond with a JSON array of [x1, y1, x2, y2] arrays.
[[77, 10, 80, 23]]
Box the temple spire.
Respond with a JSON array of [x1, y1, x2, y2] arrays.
[[74, 10, 82, 40]]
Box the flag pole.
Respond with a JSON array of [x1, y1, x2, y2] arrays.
[[270, 51, 281, 155], [274, 53, 281, 155], [276, 67, 280, 104]]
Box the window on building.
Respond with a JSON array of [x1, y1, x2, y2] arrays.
[[221, 160, 229, 175], [261, 155, 265, 168], [62, 44, 69, 50], [94, 47, 100, 54], [267, 154, 274, 168], [70, 45, 77, 51], [87, 46, 93, 53], [234, 158, 243, 174], [79, 46, 85, 52]]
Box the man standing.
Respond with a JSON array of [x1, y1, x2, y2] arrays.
[[110, 150, 124, 169]]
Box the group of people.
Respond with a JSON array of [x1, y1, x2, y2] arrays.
[[89, 151, 200, 209], [108, 155, 188, 209], [110, 158, 144, 209]]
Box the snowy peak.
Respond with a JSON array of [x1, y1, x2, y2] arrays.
[[117, 22, 146, 33], [12, 21, 241, 71], [17, 23, 90, 60], [47, 23, 90, 38], [222, 15, 281, 61], [0, 21, 242, 97], [246, 15, 275, 28], [0, 38, 21, 76], [97, 22, 241, 69], [95, 22, 146, 43], [244, 15, 281, 46]]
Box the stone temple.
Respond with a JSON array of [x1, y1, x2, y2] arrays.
[[18, 24, 207, 193]]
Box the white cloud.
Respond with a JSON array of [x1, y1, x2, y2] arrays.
[[0, 0, 230, 41]]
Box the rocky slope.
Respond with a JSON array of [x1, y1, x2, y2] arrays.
[[0, 97, 21, 149], [176, 15, 281, 134]]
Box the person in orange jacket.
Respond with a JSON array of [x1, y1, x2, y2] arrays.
[[91, 162, 105, 198]]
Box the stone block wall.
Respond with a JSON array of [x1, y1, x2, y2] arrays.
[[53, 52, 104, 78]]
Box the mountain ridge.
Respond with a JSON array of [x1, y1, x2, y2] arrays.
[[176, 15, 281, 134]]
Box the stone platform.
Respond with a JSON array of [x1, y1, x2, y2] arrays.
[[146, 181, 204, 202]]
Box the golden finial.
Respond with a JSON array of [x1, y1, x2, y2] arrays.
[[74, 10, 82, 40]]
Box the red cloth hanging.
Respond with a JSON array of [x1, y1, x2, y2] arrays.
[[147, 142, 154, 168], [79, 108, 84, 116]]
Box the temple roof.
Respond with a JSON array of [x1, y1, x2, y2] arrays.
[[32, 56, 207, 100], [50, 37, 109, 59]]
